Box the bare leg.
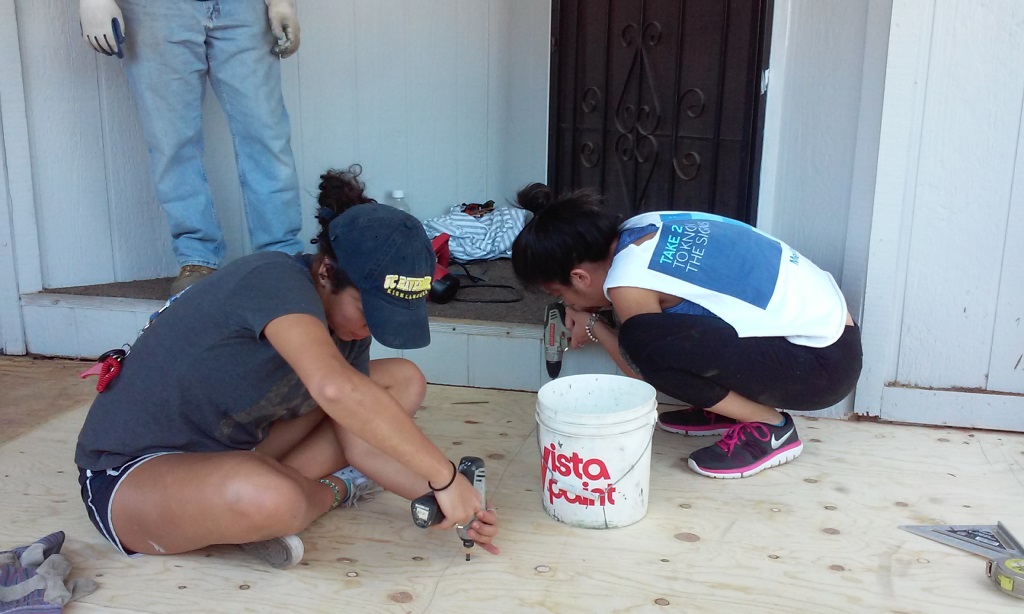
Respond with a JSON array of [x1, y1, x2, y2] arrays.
[[255, 405, 331, 463], [707, 391, 784, 424], [262, 357, 432, 498], [110, 359, 433, 555], [111, 451, 336, 555]]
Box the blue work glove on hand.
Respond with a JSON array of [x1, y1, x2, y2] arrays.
[[266, 0, 300, 58], [79, 0, 125, 58]]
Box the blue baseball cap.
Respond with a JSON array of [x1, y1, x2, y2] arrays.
[[329, 204, 433, 349]]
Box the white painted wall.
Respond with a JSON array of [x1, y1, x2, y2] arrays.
[[1, 120, 24, 355], [10, 0, 550, 290], [758, 0, 892, 418], [0, 0, 40, 354], [857, 0, 1024, 430], [758, 0, 877, 281], [842, 0, 892, 324]]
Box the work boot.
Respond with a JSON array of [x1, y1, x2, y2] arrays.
[[169, 265, 216, 296]]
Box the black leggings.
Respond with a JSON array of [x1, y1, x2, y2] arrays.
[[617, 313, 863, 411]]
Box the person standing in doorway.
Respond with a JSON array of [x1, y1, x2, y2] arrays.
[[78, 0, 304, 295]]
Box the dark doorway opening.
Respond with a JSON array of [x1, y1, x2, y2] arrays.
[[548, 0, 772, 223]]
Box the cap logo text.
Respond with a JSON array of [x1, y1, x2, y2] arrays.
[[383, 274, 432, 299]]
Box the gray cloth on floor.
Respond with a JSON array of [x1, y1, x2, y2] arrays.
[[0, 532, 97, 613]]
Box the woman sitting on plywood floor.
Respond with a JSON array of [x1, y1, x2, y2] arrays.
[[74, 166, 499, 568]]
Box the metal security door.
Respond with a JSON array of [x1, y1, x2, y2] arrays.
[[548, 0, 771, 222]]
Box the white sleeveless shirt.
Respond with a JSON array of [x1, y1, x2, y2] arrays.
[[604, 212, 848, 348]]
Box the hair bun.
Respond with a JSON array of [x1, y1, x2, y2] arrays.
[[317, 164, 373, 217], [516, 183, 554, 214]]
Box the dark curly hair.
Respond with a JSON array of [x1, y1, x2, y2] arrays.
[[510, 183, 622, 290], [311, 164, 379, 291]]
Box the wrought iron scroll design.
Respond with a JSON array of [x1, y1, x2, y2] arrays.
[[580, 86, 602, 168], [673, 87, 705, 181], [609, 18, 663, 208]]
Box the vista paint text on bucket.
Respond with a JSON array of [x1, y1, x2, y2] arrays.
[[541, 443, 617, 507]]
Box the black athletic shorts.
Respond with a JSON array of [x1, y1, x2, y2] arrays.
[[77, 451, 182, 556]]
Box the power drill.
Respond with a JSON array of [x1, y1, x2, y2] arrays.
[[410, 456, 486, 561], [544, 302, 569, 378]]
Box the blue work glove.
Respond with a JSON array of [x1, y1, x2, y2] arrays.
[[79, 0, 125, 58], [266, 0, 300, 58]]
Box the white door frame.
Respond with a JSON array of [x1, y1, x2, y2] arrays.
[[0, 0, 43, 354], [0, 120, 24, 355]]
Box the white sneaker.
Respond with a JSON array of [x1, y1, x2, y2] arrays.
[[238, 534, 304, 569]]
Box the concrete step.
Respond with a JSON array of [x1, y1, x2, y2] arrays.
[[20, 292, 620, 392]]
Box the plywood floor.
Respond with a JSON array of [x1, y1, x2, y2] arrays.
[[0, 357, 97, 444], [3, 358, 1024, 613]]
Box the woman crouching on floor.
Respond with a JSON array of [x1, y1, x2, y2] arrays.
[[510, 183, 862, 479]]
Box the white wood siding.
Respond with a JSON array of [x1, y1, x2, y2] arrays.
[[0, 125, 24, 355], [990, 133, 1024, 393], [1, 0, 38, 354], [898, 1, 1024, 390], [12, 0, 550, 288], [859, 0, 1024, 428]]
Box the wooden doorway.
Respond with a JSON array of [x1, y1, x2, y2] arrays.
[[548, 0, 772, 223]]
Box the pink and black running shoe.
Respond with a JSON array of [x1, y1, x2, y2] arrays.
[[687, 412, 803, 479]]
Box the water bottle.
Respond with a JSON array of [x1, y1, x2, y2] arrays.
[[390, 190, 410, 214]]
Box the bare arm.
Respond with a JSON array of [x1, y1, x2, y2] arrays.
[[579, 311, 638, 379], [264, 313, 479, 528], [581, 286, 669, 378]]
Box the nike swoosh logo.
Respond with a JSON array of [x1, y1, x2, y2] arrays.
[[771, 428, 795, 449]]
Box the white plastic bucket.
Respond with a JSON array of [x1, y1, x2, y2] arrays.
[[536, 374, 658, 529]]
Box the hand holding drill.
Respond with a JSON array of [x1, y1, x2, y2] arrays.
[[412, 456, 500, 559]]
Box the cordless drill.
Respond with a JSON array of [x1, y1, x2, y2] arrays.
[[544, 302, 569, 378], [410, 456, 486, 561]]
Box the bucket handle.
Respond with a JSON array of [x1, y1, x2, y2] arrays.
[[539, 424, 656, 504]]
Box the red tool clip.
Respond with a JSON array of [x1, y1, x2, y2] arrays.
[[80, 349, 127, 392]]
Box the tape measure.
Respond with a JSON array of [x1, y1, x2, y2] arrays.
[[987, 557, 1024, 599]]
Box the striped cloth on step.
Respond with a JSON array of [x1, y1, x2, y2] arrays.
[[422, 204, 529, 261]]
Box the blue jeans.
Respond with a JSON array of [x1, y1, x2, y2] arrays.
[[118, 0, 303, 268]]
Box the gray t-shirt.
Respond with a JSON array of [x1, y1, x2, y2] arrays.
[[75, 251, 370, 471]]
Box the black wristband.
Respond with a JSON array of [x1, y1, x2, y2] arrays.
[[429, 460, 458, 492]]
